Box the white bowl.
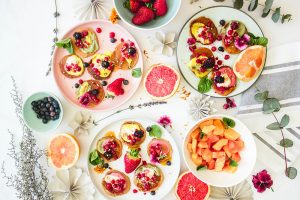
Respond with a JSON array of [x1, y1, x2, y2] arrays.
[[183, 114, 256, 187]]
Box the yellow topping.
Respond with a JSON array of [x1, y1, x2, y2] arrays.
[[65, 55, 84, 76], [91, 52, 113, 78], [121, 124, 140, 142], [188, 55, 210, 78]]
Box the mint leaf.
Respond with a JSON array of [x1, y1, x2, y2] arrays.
[[230, 159, 239, 167], [149, 125, 162, 138], [248, 32, 268, 47], [197, 165, 207, 170], [89, 150, 101, 166], [222, 117, 235, 128], [129, 149, 140, 157], [198, 76, 212, 93], [200, 132, 206, 139], [55, 38, 74, 54], [132, 68, 142, 78]]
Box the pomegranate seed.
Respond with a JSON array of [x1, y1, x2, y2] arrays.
[[142, 161, 147, 165], [215, 57, 218, 60], [211, 46, 217, 52], [200, 67, 206, 72], [196, 59, 201, 64], [96, 27, 102, 33], [223, 103, 229, 109], [79, 79, 83, 84], [133, 189, 138, 193], [217, 60, 222, 65], [228, 29, 233, 35], [215, 71, 221, 76], [82, 30, 88, 36], [224, 54, 230, 60], [187, 37, 196, 45], [217, 35, 222, 41], [109, 32, 115, 38], [130, 42, 134, 46], [90, 63, 94, 67], [121, 38, 124, 42], [97, 59, 101, 63], [189, 46, 195, 52], [213, 65, 219, 70]]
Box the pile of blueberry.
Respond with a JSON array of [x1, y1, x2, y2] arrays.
[[31, 96, 61, 124]]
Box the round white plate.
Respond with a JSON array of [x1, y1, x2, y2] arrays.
[[177, 6, 265, 97], [183, 114, 257, 187], [88, 118, 180, 200]]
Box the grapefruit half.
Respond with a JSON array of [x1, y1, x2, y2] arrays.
[[48, 133, 80, 170], [175, 171, 210, 200], [144, 64, 180, 100], [233, 45, 266, 82]]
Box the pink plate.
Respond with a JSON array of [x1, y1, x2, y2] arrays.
[[52, 20, 143, 111]]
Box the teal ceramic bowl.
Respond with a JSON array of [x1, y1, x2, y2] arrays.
[[22, 92, 63, 132], [113, 0, 181, 30]]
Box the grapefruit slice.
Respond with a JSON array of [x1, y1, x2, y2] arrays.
[[48, 133, 80, 170], [144, 64, 180, 100], [175, 171, 210, 200], [233, 45, 266, 82]]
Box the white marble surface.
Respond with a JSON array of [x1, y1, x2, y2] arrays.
[[0, 0, 300, 199]]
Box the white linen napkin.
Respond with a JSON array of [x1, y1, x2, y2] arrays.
[[237, 42, 300, 173]]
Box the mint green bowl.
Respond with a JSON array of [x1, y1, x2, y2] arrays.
[[113, 0, 181, 30], [22, 92, 63, 132]]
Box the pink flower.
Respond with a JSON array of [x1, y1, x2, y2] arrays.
[[223, 97, 236, 109], [252, 170, 273, 193], [157, 115, 172, 127]]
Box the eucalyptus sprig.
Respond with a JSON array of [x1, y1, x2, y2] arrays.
[[255, 89, 297, 179], [230, 0, 292, 24]]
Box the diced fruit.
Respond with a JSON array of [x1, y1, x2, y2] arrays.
[[187, 143, 193, 153], [207, 159, 216, 170], [207, 135, 220, 144], [192, 153, 202, 165], [215, 156, 225, 171], [235, 139, 245, 151], [213, 139, 228, 151], [202, 149, 212, 162], [199, 120, 213, 129], [228, 140, 238, 153], [132, 6, 155, 25], [224, 128, 240, 140], [191, 128, 200, 139], [223, 165, 238, 173], [192, 139, 197, 153], [212, 151, 225, 159], [213, 119, 225, 136], [231, 152, 241, 162], [198, 141, 208, 149], [202, 125, 216, 134], [196, 148, 203, 156], [223, 145, 232, 158]]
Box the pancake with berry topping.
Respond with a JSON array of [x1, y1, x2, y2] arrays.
[[120, 121, 146, 148], [134, 164, 164, 192], [87, 52, 114, 80], [190, 17, 218, 45], [71, 28, 99, 58], [111, 40, 139, 70], [147, 138, 172, 165], [188, 47, 215, 78], [59, 54, 85, 78], [221, 20, 249, 54], [211, 66, 237, 96], [75, 80, 105, 107], [97, 136, 123, 162], [102, 170, 130, 196]]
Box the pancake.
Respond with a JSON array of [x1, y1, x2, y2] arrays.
[[59, 54, 84, 78], [190, 16, 218, 45], [120, 121, 146, 148], [97, 136, 123, 163], [111, 41, 139, 70], [102, 170, 131, 196]]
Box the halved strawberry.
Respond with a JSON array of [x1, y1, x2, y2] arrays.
[[153, 0, 168, 17], [132, 6, 155, 25], [124, 0, 143, 13], [124, 149, 141, 173], [106, 78, 125, 98]]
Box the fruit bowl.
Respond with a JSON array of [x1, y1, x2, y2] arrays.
[[182, 114, 256, 187], [113, 0, 181, 30]]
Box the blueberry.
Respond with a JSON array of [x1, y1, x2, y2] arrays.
[[75, 83, 80, 88], [37, 100, 42, 105], [83, 62, 89, 68], [103, 163, 109, 168], [219, 19, 225, 26], [104, 151, 113, 160], [49, 106, 54, 111], [42, 118, 48, 124], [46, 103, 50, 108], [128, 47, 136, 55], [134, 130, 144, 138], [46, 116, 51, 120], [110, 38, 117, 43], [53, 115, 59, 120], [146, 127, 152, 132], [48, 97, 54, 102], [45, 111, 50, 116], [43, 97, 48, 103], [50, 112, 56, 117], [73, 32, 82, 40], [42, 108, 47, 112], [37, 114, 41, 119], [55, 108, 60, 113], [215, 76, 225, 83], [150, 191, 156, 195], [101, 81, 107, 86], [101, 61, 110, 68], [91, 89, 99, 95], [166, 161, 172, 166], [53, 101, 59, 108], [122, 79, 129, 85], [218, 46, 224, 52], [40, 103, 45, 108], [31, 101, 37, 106]]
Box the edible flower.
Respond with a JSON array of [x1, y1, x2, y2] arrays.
[[234, 33, 250, 51], [157, 115, 172, 127], [110, 8, 119, 24], [252, 169, 274, 193], [223, 97, 236, 109]]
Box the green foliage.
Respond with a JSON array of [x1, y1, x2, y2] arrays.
[[279, 139, 293, 148], [149, 125, 162, 138], [248, 0, 258, 11], [222, 117, 235, 128], [233, 0, 244, 9], [248, 33, 268, 47], [263, 98, 281, 114], [272, 7, 281, 23], [132, 68, 142, 78], [286, 167, 297, 179], [55, 38, 73, 54], [198, 76, 212, 93], [229, 159, 239, 167], [197, 165, 207, 170]]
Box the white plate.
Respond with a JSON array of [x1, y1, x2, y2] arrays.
[[183, 114, 257, 187], [88, 118, 180, 200], [176, 6, 265, 97]]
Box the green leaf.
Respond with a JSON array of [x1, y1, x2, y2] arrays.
[[279, 139, 293, 148], [222, 117, 235, 128], [197, 165, 207, 170], [132, 68, 142, 78], [281, 14, 292, 23], [229, 159, 239, 167], [233, 0, 244, 9], [123, 0, 130, 9], [248, 0, 258, 11], [272, 7, 281, 23], [200, 132, 205, 139], [198, 76, 212, 93], [89, 150, 101, 166], [262, 9, 271, 18], [129, 149, 140, 157], [266, 122, 281, 130], [263, 0, 273, 14], [149, 124, 162, 138], [55, 38, 74, 54], [248, 33, 268, 46], [286, 167, 297, 179], [263, 98, 281, 114], [254, 91, 269, 102], [280, 114, 290, 128]]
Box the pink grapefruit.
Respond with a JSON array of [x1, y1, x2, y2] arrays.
[[175, 171, 210, 200], [144, 64, 180, 100], [48, 133, 80, 170]]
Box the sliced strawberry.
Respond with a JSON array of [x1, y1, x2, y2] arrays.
[[132, 6, 155, 25], [124, 149, 141, 173], [107, 78, 125, 97], [153, 0, 168, 17]]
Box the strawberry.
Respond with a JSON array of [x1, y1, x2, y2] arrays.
[[124, 149, 141, 173], [107, 78, 125, 97], [124, 0, 142, 13], [132, 6, 155, 25], [139, 0, 152, 2], [153, 0, 168, 17]]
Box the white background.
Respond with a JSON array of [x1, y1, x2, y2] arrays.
[[0, 0, 300, 199]]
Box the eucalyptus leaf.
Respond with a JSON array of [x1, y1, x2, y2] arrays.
[[282, 14, 292, 23], [280, 114, 290, 128], [233, 0, 244, 9], [262, 9, 271, 18], [263, 98, 281, 114], [248, 0, 258, 11], [279, 139, 293, 148], [254, 91, 269, 102], [272, 7, 281, 23], [266, 122, 281, 130], [286, 167, 297, 179], [263, 0, 274, 13]]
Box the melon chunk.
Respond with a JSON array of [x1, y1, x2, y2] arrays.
[[198, 141, 208, 149], [224, 128, 240, 140], [213, 139, 228, 151], [196, 148, 203, 156], [187, 143, 193, 153], [192, 139, 198, 153], [208, 159, 216, 170], [213, 119, 225, 136], [223, 165, 238, 173], [223, 145, 232, 157], [191, 153, 202, 165], [215, 156, 225, 171], [202, 149, 213, 162], [202, 125, 216, 134], [191, 128, 200, 139], [199, 120, 214, 130], [231, 152, 241, 162], [212, 151, 225, 159]]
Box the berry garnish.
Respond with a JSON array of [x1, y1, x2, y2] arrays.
[[217, 60, 223, 65], [230, 21, 239, 30], [101, 81, 107, 86], [79, 79, 83, 84], [217, 35, 222, 41], [224, 54, 230, 60], [103, 163, 109, 168], [101, 61, 110, 68], [219, 19, 225, 26], [203, 57, 215, 69], [83, 62, 89, 67], [73, 32, 82, 40], [128, 47, 136, 55], [215, 76, 225, 83], [110, 38, 117, 43], [91, 89, 99, 95], [218, 46, 224, 52], [211, 46, 217, 52], [150, 191, 156, 195], [96, 27, 102, 33], [109, 32, 115, 38], [123, 79, 129, 85], [133, 189, 138, 193], [223, 97, 237, 109], [166, 161, 172, 166], [75, 83, 80, 88], [146, 126, 152, 132]]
